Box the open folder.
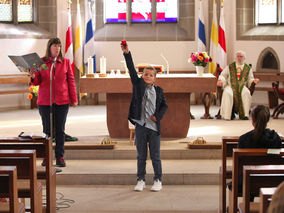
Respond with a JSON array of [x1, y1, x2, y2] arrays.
[[8, 52, 48, 73], [19, 132, 47, 140]]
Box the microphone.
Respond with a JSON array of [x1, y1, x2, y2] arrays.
[[52, 57, 57, 75], [53, 57, 57, 65]]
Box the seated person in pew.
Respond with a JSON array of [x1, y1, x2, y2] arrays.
[[239, 105, 282, 148], [216, 51, 259, 120], [228, 105, 282, 200], [267, 181, 284, 213]]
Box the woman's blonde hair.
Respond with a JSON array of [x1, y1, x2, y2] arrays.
[[267, 181, 284, 213]]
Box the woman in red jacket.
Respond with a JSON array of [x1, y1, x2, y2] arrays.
[[30, 37, 78, 167]]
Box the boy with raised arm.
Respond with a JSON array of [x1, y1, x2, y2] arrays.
[[121, 41, 168, 192]]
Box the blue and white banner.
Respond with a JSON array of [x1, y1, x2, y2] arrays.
[[198, 0, 206, 52], [84, 0, 96, 73]]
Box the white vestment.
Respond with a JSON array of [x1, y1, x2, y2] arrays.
[[218, 63, 254, 120]]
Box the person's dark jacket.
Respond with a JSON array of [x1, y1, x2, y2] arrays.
[[238, 128, 282, 148], [228, 128, 282, 197], [124, 52, 168, 135]]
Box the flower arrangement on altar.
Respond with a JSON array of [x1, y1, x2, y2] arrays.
[[27, 85, 39, 100], [188, 52, 212, 67]]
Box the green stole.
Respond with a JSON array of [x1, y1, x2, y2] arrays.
[[229, 62, 250, 119]]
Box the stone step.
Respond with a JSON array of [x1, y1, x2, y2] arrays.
[[64, 148, 221, 160], [55, 159, 220, 185], [56, 185, 218, 213], [63, 142, 221, 160]]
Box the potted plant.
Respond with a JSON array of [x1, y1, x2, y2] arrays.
[[188, 52, 212, 76], [28, 85, 39, 109]]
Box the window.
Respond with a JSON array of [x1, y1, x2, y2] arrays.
[[282, 0, 284, 22], [0, 0, 12, 22], [156, 0, 178, 23], [255, 0, 284, 24], [104, 0, 127, 23], [132, 0, 152, 23], [0, 0, 33, 23], [18, 0, 33, 22], [104, 0, 178, 23]]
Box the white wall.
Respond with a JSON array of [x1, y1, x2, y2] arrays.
[[1, 0, 283, 109]]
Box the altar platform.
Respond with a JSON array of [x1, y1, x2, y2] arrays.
[[0, 105, 282, 145], [0, 105, 283, 212]]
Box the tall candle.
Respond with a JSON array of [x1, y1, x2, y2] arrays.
[[87, 57, 93, 74], [101, 56, 106, 74], [100, 57, 103, 74], [104, 57, 107, 74]]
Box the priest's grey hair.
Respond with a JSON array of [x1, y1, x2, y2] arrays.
[[235, 50, 246, 59]]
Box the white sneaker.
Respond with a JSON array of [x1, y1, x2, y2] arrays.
[[151, 179, 162, 191], [134, 180, 145, 191]]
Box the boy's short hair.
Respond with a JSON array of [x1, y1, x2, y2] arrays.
[[143, 66, 157, 76]]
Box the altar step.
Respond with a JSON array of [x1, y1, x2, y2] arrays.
[[55, 159, 220, 185], [63, 142, 221, 160]]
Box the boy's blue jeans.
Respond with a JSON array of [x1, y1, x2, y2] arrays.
[[135, 123, 162, 181]]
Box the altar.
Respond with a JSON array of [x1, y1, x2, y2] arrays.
[[80, 73, 217, 138]]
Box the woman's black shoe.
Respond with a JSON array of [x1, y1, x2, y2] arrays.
[[56, 157, 66, 167]]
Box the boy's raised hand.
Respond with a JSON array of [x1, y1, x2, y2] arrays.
[[121, 40, 129, 54]]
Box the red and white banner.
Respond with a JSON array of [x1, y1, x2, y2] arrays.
[[217, 2, 227, 70], [65, 6, 75, 75]]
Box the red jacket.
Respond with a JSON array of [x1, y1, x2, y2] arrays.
[[31, 57, 77, 105]]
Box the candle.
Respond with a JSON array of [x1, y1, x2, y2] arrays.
[[100, 56, 107, 74], [100, 57, 103, 74], [103, 56, 106, 74], [87, 57, 93, 74]]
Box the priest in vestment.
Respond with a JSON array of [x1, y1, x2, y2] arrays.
[[217, 51, 260, 120]]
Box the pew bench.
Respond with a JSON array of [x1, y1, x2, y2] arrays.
[[231, 148, 284, 213], [259, 187, 276, 213], [219, 136, 240, 213], [0, 75, 30, 95], [0, 166, 25, 213], [0, 137, 56, 213], [0, 150, 42, 213], [239, 165, 284, 213], [219, 136, 284, 213], [253, 72, 284, 109]]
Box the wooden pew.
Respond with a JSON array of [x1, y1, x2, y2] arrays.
[[0, 138, 56, 213], [0, 166, 25, 213], [239, 165, 284, 213], [259, 187, 276, 213], [252, 72, 284, 108], [231, 148, 284, 213], [219, 136, 284, 213], [0, 150, 42, 213], [219, 136, 239, 213], [0, 74, 30, 95]]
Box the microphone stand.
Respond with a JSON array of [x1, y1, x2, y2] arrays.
[[50, 57, 62, 173]]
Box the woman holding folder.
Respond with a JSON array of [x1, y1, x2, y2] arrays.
[[30, 37, 78, 167]]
